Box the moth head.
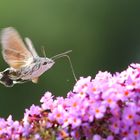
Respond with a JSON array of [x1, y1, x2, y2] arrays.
[[40, 57, 55, 70]]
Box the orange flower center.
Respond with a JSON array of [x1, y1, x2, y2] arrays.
[[124, 91, 129, 96], [107, 98, 112, 103], [74, 118, 77, 123], [73, 102, 77, 107], [92, 87, 96, 92], [95, 109, 100, 113], [114, 123, 118, 128], [56, 113, 61, 118], [80, 92, 84, 95], [128, 114, 133, 119], [132, 82, 136, 86], [134, 130, 139, 136]]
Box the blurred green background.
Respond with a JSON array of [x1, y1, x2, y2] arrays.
[[0, 0, 140, 120]]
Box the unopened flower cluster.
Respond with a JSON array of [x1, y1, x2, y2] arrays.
[[0, 63, 140, 140]]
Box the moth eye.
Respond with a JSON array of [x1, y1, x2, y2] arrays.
[[43, 62, 47, 65]]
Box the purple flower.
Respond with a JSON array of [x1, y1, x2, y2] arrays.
[[122, 104, 137, 126], [40, 91, 54, 110], [107, 135, 114, 140], [25, 104, 41, 116], [109, 117, 120, 134], [68, 114, 81, 129], [93, 134, 102, 140], [92, 102, 106, 119], [48, 105, 67, 125], [130, 125, 140, 139], [73, 76, 91, 98], [0, 63, 140, 139]]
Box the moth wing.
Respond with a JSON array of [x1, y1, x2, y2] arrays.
[[31, 77, 39, 83], [25, 37, 39, 58], [1, 27, 33, 69]]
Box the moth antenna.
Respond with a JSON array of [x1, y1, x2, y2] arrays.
[[51, 50, 72, 60], [41, 46, 47, 58], [51, 51, 77, 82]]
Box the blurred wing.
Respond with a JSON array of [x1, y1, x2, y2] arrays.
[[1, 27, 33, 69], [25, 37, 39, 58]]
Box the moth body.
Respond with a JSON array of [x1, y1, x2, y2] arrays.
[[19, 57, 54, 80]]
